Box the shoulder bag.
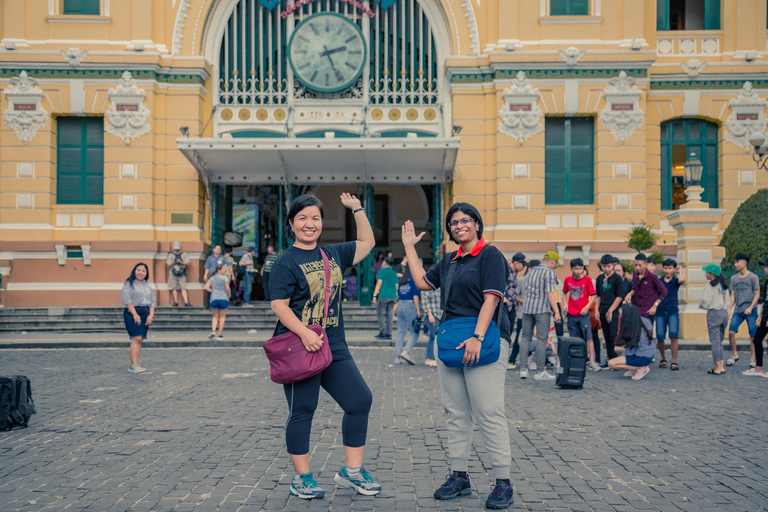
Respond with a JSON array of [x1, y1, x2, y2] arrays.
[[436, 254, 504, 368], [263, 249, 333, 384]]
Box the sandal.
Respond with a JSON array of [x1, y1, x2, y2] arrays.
[[706, 368, 725, 375], [659, 360, 668, 369], [670, 362, 679, 371], [726, 357, 739, 366]]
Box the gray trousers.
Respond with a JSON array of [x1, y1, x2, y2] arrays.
[[376, 298, 395, 336], [520, 312, 551, 372], [437, 341, 511, 480], [707, 309, 729, 362], [395, 300, 419, 356]]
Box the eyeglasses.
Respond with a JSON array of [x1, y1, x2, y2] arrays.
[[448, 218, 474, 228]]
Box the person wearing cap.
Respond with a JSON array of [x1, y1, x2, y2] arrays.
[[238, 247, 257, 307], [595, 254, 627, 367], [506, 253, 528, 369], [727, 253, 761, 367], [743, 257, 768, 377], [562, 258, 598, 371], [700, 263, 730, 375], [166, 241, 192, 307], [518, 250, 562, 381]]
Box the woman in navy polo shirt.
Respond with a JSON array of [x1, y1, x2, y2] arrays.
[[401, 203, 514, 510]]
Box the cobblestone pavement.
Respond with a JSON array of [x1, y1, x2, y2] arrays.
[[1, 347, 767, 512]]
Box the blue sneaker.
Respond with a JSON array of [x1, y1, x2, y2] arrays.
[[334, 465, 382, 495], [289, 473, 324, 499], [486, 481, 515, 509], [434, 472, 472, 500]]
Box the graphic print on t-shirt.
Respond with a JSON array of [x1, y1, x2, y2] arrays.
[[298, 257, 343, 328]]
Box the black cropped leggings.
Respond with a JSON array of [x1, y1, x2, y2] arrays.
[[283, 358, 373, 455], [753, 318, 768, 367]]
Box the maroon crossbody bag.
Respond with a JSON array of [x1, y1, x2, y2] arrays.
[[262, 249, 333, 384]]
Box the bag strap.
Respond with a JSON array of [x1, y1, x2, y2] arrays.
[[439, 253, 505, 328], [271, 248, 332, 336]]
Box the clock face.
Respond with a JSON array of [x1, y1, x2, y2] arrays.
[[288, 12, 367, 93]]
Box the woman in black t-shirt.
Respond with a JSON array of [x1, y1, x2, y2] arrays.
[[401, 202, 515, 510], [269, 193, 381, 499]]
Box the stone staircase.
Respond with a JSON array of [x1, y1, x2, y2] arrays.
[[0, 302, 381, 332]]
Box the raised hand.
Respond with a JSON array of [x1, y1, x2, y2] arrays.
[[401, 220, 425, 248], [340, 192, 362, 211]]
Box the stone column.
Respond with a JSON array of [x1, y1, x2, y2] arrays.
[[665, 188, 725, 339]]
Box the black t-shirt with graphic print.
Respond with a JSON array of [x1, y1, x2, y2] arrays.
[[269, 241, 356, 361], [423, 243, 511, 342]]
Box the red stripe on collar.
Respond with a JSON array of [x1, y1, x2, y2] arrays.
[[453, 238, 487, 260]]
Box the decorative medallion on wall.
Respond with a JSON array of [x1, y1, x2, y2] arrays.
[[2, 71, 48, 144], [725, 81, 767, 151], [105, 71, 150, 144], [681, 58, 705, 78], [61, 45, 88, 66], [558, 47, 585, 67], [498, 71, 543, 144], [600, 71, 644, 143]]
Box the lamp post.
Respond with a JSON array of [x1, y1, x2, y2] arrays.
[[748, 131, 768, 171], [682, 152, 705, 206]]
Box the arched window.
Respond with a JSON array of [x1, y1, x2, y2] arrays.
[[217, 0, 440, 106], [660, 118, 719, 210]]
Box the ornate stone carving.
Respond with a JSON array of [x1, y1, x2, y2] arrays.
[[498, 71, 543, 144], [724, 81, 767, 151], [105, 71, 151, 144], [61, 45, 88, 66], [172, 0, 191, 55], [2, 71, 48, 144], [681, 58, 705, 78], [600, 71, 644, 143], [558, 46, 585, 67], [461, 0, 480, 56]]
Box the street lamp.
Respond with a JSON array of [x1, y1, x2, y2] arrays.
[[682, 152, 706, 206], [683, 152, 703, 186], [749, 131, 768, 171]]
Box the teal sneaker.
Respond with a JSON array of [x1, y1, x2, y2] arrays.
[[289, 473, 325, 499], [333, 465, 382, 495]]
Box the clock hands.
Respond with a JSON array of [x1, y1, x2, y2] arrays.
[[319, 45, 347, 58], [321, 45, 345, 83]]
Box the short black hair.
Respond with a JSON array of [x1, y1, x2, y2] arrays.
[[663, 258, 677, 267], [600, 254, 613, 265], [734, 252, 750, 263], [445, 202, 483, 243], [634, 253, 647, 262], [384, 257, 394, 266], [570, 258, 584, 268], [612, 257, 621, 264], [529, 259, 540, 267], [285, 194, 324, 241]]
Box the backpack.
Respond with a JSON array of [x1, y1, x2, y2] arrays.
[[0, 375, 36, 430], [170, 252, 187, 277]]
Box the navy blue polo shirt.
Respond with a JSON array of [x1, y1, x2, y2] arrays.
[[423, 239, 511, 342]]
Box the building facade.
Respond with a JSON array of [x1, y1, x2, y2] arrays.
[[1, 0, 767, 311]]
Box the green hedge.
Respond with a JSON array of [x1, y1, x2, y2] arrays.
[[719, 188, 768, 265]]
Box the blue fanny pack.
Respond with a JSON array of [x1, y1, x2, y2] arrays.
[[435, 256, 504, 368]]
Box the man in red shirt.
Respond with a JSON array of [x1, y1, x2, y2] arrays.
[[562, 258, 599, 371]]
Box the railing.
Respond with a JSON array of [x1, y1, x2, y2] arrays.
[[656, 31, 722, 57]]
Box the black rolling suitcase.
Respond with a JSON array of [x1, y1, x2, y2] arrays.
[[0, 375, 36, 430], [555, 337, 587, 389]]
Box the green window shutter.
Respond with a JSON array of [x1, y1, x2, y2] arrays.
[[657, 0, 670, 30], [704, 0, 720, 29], [550, 0, 568, 15], [545, 118, 594, 205], [63, 0, 99, 14], [568, 118, 594, 204], [57, 117, 104, 205], [551, 0, 588, 15], [570, 0, 589, 15], [545, 119, 567, 204]]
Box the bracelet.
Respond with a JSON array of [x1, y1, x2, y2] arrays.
[[352, 208, 365, 214]]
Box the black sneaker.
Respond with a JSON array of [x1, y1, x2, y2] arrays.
[[434, 472, 471, 500], [374, 333, 387, 339], [486, 481, 514, 509]]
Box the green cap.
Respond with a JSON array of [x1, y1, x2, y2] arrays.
[[702, 263, 721, 276], [543, 250, 560, 264]]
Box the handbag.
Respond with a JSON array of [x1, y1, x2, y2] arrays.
[[436, 256, 504, 368], [262, 249, 333, 384]]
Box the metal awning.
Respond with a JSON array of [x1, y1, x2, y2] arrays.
[[177, 137, 459, 186]]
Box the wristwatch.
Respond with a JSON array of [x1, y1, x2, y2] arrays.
[[473, 333, 485, 342]]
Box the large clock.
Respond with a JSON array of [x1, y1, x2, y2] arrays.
[[288, 12, 367, 93]]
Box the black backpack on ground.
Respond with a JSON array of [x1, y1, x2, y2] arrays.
[[555, 337, 587, 389], [0, 375, 36, 430]]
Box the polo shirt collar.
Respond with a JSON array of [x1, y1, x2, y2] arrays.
[[453, 238, 486, 260]]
